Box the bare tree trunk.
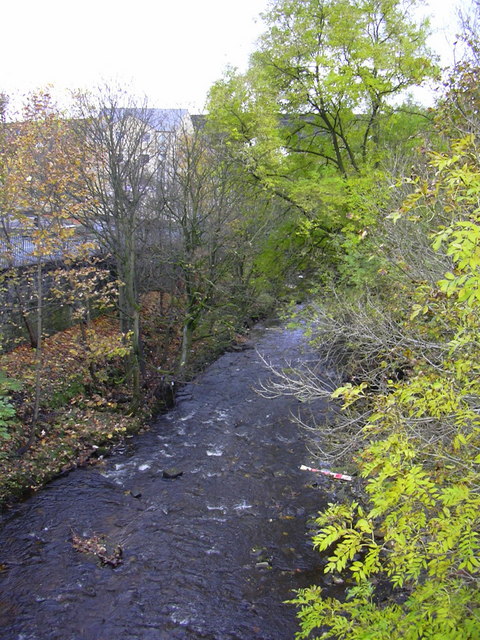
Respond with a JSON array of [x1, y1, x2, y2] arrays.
[[72, 86, 159, 408], [3, 273, 38, 348], [21, 256, 44, 453], [179, 316, 195, 371], [117, 241, 142, 406]]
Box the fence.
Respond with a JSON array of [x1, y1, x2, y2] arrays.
[[0, 232, 100, 270]]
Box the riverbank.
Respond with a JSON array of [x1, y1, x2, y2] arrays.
[[0, 305, 254, 507], [0, 320, 334, 640]]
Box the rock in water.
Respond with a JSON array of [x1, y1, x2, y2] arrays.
[[162, 468, 183, 479]]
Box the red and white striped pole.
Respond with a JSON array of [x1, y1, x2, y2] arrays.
[[300, 464, 352, 482]]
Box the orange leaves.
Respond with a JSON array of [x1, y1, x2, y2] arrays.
[[1, 90, 93, 265], [71, 531, 123, 567], [0, 316, 126, 394]]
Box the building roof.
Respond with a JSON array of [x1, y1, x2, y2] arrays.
[[112, 108, 191, 133]]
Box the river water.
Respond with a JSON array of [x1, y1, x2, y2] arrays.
[[0, 321, 340, 640]]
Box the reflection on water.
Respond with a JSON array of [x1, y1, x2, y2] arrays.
[[0, 322, 337, 640]]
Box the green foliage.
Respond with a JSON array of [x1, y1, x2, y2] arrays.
[[46, 377, 86, 410], [207, 0, 437, 294], [0, 370, 21, 440], [0, 398, 16, 439], [292, 579, 480, 639], [209, 0, 437, 182], [291, 134, 480, 638]]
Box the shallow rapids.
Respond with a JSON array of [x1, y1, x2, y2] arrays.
[[0, 321, 338, 639]]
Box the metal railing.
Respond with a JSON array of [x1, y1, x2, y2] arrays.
[[0, 232, 101, 269]]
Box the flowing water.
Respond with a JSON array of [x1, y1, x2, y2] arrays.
[[0, 321, 341, 640]]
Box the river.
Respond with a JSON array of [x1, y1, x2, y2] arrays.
[[0, 321, 341, 639]]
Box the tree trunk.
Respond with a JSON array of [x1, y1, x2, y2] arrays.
[[179, 316, 195, 371], [117, 241, 143, 407], [22, 256, 44, 453]]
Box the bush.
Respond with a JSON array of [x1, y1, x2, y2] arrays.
[[288, 136, 480, 639]]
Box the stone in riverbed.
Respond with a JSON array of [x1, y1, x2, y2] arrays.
[[162, 468, 183, 479]]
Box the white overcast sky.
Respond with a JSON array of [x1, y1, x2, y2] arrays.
[[1, 0, 465, 113]]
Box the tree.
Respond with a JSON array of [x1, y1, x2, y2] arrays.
[[0, 90, 91, 437], [287, 133, 480, 640], [208, 0, 438, 285], [73, 86, 160, 404], [437, 1, 480, 139], [257, 17, 480, 635], [154, 120, 276, 371]]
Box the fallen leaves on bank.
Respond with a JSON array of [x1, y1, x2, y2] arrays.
[[0, 292, 241, 507], [0, 316, 144, 507]]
